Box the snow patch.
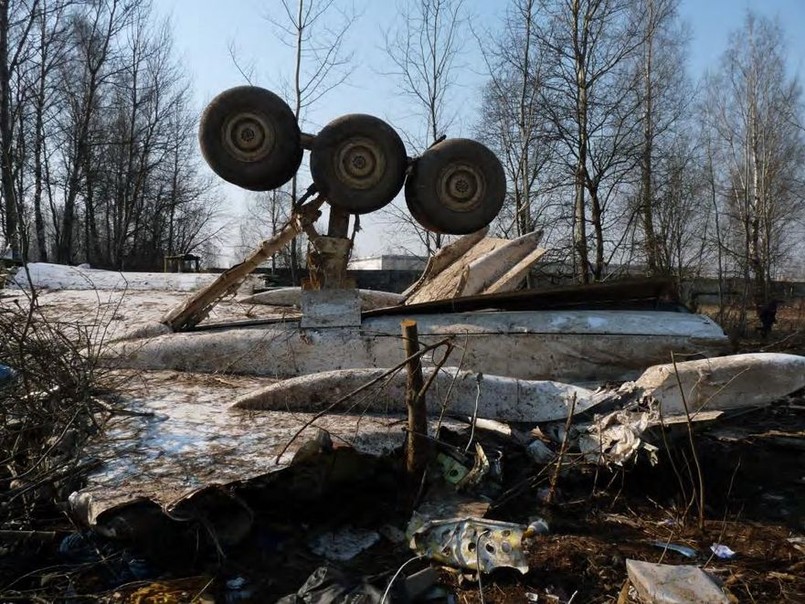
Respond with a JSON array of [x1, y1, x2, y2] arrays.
[[11, 262, 218, 292]]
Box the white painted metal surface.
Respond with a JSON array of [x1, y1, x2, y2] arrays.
[[103, 310, 729, 382], [628, 352, 805, 415], [240, 286, 404, 310], [232, 366, 597, 422]]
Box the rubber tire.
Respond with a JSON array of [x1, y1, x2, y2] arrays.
[[199, 86, 302, 191], [310, 114, 407, 214], [405, 138, 505, 235]]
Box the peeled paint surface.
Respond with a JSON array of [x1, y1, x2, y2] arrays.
[[232, 366, 597, 423], [240, 286, 404, 310], [630, 352, 805, 415], [103, 310, 729, 383]]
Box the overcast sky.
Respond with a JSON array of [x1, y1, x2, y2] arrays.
[[152, 0, 805, 261]]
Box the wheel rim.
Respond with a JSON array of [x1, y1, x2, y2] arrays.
[[437, 163, 486, 212], [334, 137, 386, 190], [222, 112, 275, 162]]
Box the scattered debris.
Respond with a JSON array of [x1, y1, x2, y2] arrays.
[[408, 517, 529, 574], [710, 543, 736, 559], [625, 560, 730, 604], [578, 405, 661, 467], [648, 540, 698, 559], [307, 527, 381, 561], [276, 566, 397, 604]]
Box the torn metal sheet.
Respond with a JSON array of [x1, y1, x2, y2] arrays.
[[68, 371, 462, 532], [231, 366, 596, 422], [626, 353, 805, 415], [626, 559, 730, 604], [102, 310, 728, 383], [483, 246, 547, 295], [409, 517, 529, 574], [405, 231, 543, 304], [402, 229, 489, 299], [240, 287, 404, 310], [578, 406, 661, 467]]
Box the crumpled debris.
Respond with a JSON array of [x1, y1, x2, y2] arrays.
[[408, 517, 529, 574], [626, 559, 730, 603], [710, 543, 736, 559], [526, 439, 555, 464], [0, 363, 16, 384], [648, 540, 697, 559], [436, 443, 492, 491], [308, 527, 381, 561], [276, 565, 405, 604], [578, 404, 660, 466], [436, 442, 503, 496]]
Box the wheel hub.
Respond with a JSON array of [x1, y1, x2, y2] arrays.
[[439, 163, 485, 212], [223, 112, 275, 162], [335, 138, 385, 189]]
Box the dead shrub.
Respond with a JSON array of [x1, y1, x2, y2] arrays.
[[0, 291, 115, 528]]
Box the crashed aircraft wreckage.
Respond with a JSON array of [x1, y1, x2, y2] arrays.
[[8, 85, 798, 596], [86, 84, 728, 383], [71, 352, 805, 535]]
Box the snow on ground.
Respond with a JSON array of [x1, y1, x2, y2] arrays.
[[10, 262, 221, 292], [0, 264, 298, 341], [71, 369, 464, 526]]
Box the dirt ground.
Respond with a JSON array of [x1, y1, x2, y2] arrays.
[[1, 300, 803, 603]]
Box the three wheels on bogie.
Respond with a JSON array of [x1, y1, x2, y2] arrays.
[[199, 86, 505, 235]]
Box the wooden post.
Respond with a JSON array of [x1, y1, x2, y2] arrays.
[[402, 319, 428, 481]]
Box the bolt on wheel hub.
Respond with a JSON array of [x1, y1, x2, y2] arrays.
[[223, 112, 275, 162], [439, 164, 485, 212], [335, 138, 385, 189]]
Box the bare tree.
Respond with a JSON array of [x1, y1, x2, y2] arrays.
[[476, 0, 553, 241], [26, 1, 73, 261], [53, 0, 136, 263], [537, 0, 644, 283], [704, 12, 805, 317], [265, 0, 356, 280], [0, 0, 40, 260], [381, 0, 469, 255], [627, 0, 692, 275], [236, 188, 293, 271]]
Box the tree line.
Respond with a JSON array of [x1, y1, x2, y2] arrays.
[[237, 0, 804, 323], [0, 0, 221, 270], [475, 0, 805, 314], [3, 0, 804, 320]]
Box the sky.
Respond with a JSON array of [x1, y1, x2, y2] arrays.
[[152, 0, 805, 263]]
